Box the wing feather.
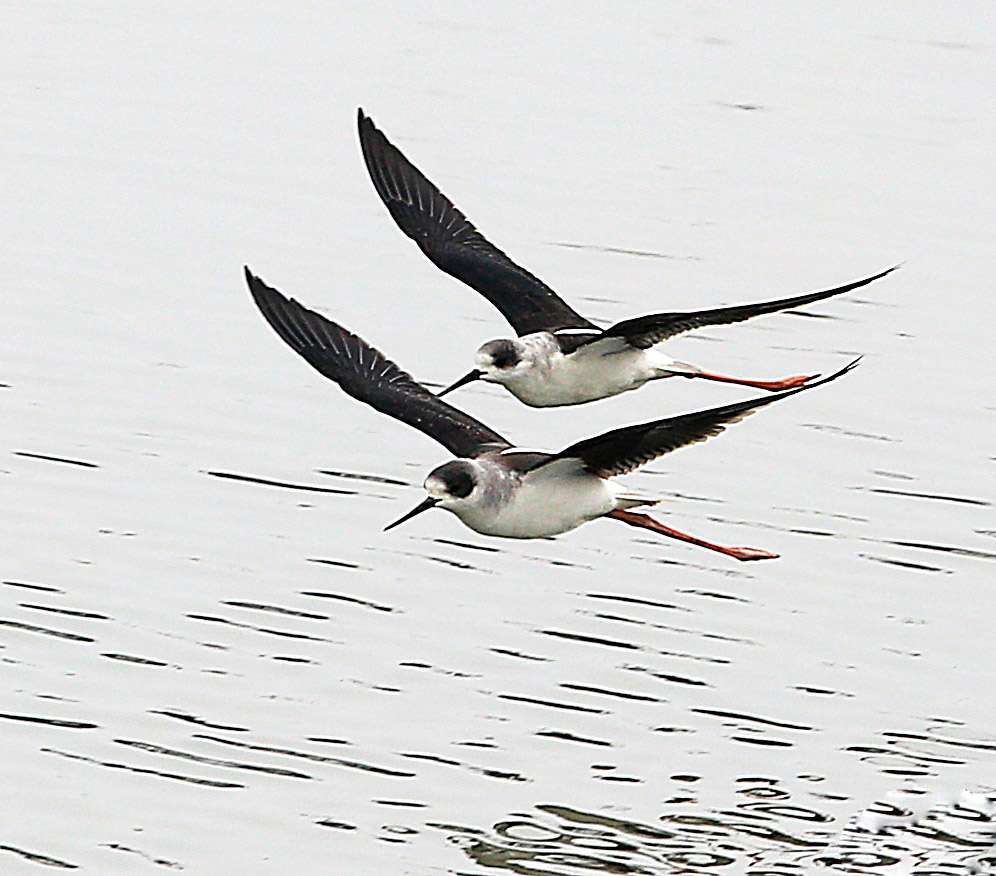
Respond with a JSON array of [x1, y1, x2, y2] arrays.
[[587, 266, 899, 349], [539, 359, 861, 477], [357, 109, 594, 336], [246, 268, 511, 459]]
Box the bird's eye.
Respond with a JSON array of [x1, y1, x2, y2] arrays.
[[447, 468, 475, 498], [487, 340, 521, 370]]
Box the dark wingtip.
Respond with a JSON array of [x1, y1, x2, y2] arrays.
[[244, 265, 273, 299], [852, 263, 902, 288], [746, 355, 862, 409], [243, 268, 292, 318], [841, 354, 863, 374], [357, 107, 379, 140], [801, 355, 862, 392]]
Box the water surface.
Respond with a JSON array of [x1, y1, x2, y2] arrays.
[[2, 3, 994, 873]]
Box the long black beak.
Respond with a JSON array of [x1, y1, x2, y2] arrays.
[[436, 369, 483, 398], [383, 496, 439, 532]]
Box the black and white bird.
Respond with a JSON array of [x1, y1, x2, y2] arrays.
[[245, 267, 859, 562], [357, 109, 894, 408]]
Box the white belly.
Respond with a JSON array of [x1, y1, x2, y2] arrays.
[[505, 345, 654, 407], [452, 464, 618, 538]]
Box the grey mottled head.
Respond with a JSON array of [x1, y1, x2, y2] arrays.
[[384, 460, 481, 532], [425, 460, 478, 502], [436, 338, 530, 398], [477, 338, 522, 371]]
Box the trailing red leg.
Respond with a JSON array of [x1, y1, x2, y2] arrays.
[[692, 370, 817, 392], [607, 509, 777, 561]]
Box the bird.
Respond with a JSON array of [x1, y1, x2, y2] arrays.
[[357, 108, 895, 408], [245, 267, 860, 562]]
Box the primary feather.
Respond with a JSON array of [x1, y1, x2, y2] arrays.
[[246, 267, 511, 459], [542, 358, 861, 477]]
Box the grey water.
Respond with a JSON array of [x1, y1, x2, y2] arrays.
[[2, 3, 994, 873]]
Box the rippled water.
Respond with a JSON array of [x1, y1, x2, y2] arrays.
[[3, 3, 994, 873]]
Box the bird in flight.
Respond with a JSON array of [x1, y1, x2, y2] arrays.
[[357, 109, 895, 408], [245, 267, 859, 562]]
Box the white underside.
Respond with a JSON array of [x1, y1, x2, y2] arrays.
[[446, 460, 654, 539], [497, 336, 686, 407]]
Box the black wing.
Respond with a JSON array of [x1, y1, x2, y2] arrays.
[[538, 358, 860, 477], [245, 268, 511, 459], [585, 265, 899, 350], [357, 109, 595, 337]]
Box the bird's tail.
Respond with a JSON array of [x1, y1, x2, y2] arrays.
[[613, 492, 660, 511]]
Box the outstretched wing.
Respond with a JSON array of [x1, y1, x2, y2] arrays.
[[538, 358, 860, 477], [246, 268, 511, 459], [357, 109, 595, 337], [583, 266, 899, 350]]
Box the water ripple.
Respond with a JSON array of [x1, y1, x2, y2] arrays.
[[559, 683, 661, 703], [13, 451, 99, 468], [535, 730, 613, 747], [676, 587, 750, 603], [536, 628, 640, 652], [622, 664, 710, 688], [578, 610, 755, 645], [317, 468, 411, 487], [861, 554, 952, 573], [185, 613, 339, 643], [882, 539, 996, 561], [691, 708, 815, 732], [584, 592, 691, 613], [316, 819, 356, 831], [0, 844, 78, 870], [220, 600, 329, 620], [538, 628, 730, 664], [101, 843, 182, 871], [195, 734, 415, 777], [3, 580, 63, 593], [204, 470, 357, 495], [115, 738, 313, 779], [306, 557, 370, 570], [299, 591, 395, 612], [18, 603, 109, 620], [438, 780, 996, 873], [149, 709, 249, 732], [496, 694, 608, 715], [42, 747, 243, 789], [803, 424, 898, 442], [394, 549, 494, 573], [490, 648, 550, 662], [0, 712, 97, 730], [0, 618, 94, 643], [550, 241, 698, 260], [398, 751, 528, 783], [862, 487, 991, 506], [100, 653, 169, 666]]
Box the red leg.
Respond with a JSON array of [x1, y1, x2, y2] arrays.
[[607, 510, 778, 561], [691, 370, 817, 392]]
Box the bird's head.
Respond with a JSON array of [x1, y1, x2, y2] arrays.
[[383, 460, 480, 531], [436, 338, 528, 397]]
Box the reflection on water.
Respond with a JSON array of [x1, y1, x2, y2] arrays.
[[453, 779, 996, 874], [550, 241, 700, 261]]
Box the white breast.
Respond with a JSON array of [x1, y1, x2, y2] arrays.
[[452, 459, 617, 538], [502, 333, 658, 407]]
